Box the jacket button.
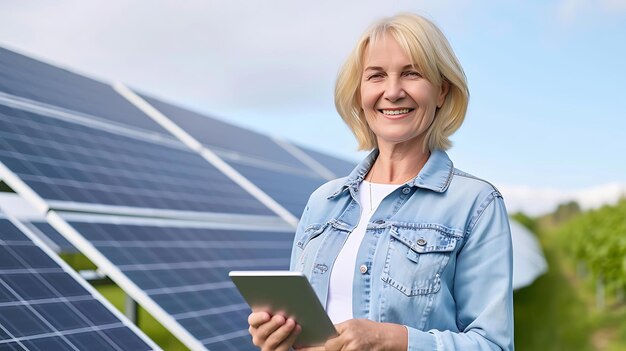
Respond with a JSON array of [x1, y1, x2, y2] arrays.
[[359, 264, 368, 274], [401, 187, 411, 194], [417, 238, 427, 246]]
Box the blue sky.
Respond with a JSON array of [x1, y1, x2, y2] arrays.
[[0, 0, 624, 200], [445, 1, 626, 189]]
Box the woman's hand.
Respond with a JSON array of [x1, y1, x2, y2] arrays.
[[248, 311, 302, 351], [322, 319, 408, 351]]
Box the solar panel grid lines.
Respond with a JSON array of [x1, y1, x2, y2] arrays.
[[0, 213, 161, 351], [197, 148, 299, 227], [0, 162, 49, 215], [44, 211, 207, 351], [0, 104, 276, 217], [225, 161, 325, 217], [112, 83, 203, 153], [294, 145, 357, 179], [0, 92, 182, 149], [115, 84, 299, 228], [133, 91, 312, 170], [24, 222, 77, 254], [0, 47, 170, 135], [271, 136, 337, 181], [209, 148, 322, 179], [42, 202, 287, 226], [46, 211, 294, 351], [112, 85, 350, 219]]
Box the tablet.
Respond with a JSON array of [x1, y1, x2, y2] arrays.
[[229, 270, 337, 347]]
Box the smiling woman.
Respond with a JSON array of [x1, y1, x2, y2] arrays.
[[247, 13, 513, 351]]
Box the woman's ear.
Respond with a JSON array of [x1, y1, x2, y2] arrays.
[[437, 80, 450, 108]]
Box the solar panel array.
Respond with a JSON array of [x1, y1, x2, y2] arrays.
[[137, 94, 335, 217], [0, 104, 274, 217], [0, 212, 159, 351], [0, 46, 355, 350]]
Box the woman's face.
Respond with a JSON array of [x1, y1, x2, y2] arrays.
[[360, 34, 448, 150]]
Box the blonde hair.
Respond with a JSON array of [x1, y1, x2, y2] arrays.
[[335, 13, 469, 151]]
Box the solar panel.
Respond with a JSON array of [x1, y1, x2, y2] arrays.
[[0, 47, 170, 135], [227, 162, 324, 217], [122, 92, 332, 218], [0, 212, 160, 351], [294, 144, 356, 179], [25, 221, 77, 254], [138, 94, 311, 169], [47, 212, 294, 351], [0, 104, 274, 217]]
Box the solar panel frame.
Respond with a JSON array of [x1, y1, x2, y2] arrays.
[[0, 212, 161, 351], [46, 211, 294, 351]]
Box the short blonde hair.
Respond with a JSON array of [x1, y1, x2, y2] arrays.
[[335, 13, 469, 151]]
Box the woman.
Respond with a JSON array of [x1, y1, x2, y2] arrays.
[[248, 13, 513, 351]]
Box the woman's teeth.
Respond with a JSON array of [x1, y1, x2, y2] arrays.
[[381, 109, 411, 115]]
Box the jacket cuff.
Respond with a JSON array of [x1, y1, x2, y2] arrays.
[[406, 326, 438, 351]]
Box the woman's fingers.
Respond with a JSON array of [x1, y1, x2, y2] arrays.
[[251, 314, 287, 348], [248, 311, 271, 328], [273, 319, 301, 351], [261, 316, 295, 349], [248, 313, 301, 350]]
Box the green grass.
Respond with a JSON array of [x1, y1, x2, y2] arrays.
[[59, 253, 97, 271]]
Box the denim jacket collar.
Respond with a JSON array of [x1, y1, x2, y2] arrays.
[[327, 148, 454, 199]]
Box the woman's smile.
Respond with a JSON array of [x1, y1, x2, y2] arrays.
[[378, 107, 415, 119]]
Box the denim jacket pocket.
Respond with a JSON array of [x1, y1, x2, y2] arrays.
[[381, 226, 458, 296], [296, 223, 328, 250], [294, 222, 329, 272]]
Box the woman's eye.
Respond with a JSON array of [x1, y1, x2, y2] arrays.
[[366, 73, 384, 81], [404, 71, 422, 78]]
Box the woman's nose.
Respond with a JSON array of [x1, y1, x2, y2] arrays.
[[383, 77, 406, 102]]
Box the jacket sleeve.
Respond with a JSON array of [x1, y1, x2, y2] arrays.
[[405, 192, 515, 351]]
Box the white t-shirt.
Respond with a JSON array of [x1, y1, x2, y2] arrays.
[[326, 180, 400, 324]]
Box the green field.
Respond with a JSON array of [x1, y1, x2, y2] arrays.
[[513, 207, 626, 351]]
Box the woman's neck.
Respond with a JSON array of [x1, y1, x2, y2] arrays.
[[366, 143, 430, 185]]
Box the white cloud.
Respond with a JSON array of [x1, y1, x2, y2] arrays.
[[556, 0, 626, 25], [500, 182, 626, 216], [605, 0, 626, 11]]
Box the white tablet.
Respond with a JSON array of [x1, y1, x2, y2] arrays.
[[229, 270, 337, 347]]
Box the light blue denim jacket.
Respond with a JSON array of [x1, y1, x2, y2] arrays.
[[290, 149, 514, 350]]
